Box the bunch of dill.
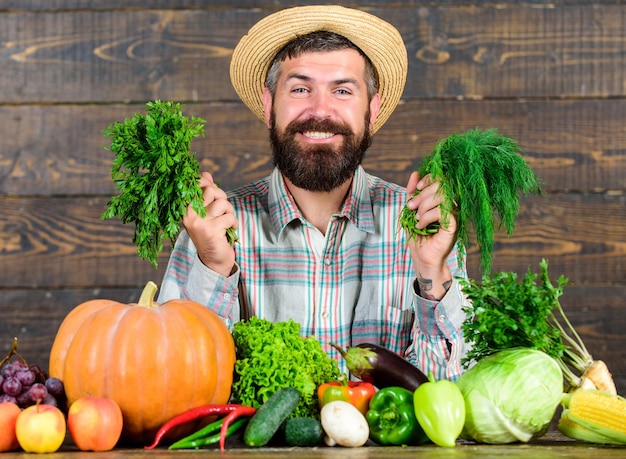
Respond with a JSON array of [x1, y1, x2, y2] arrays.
[[399, 128, 543, 274]]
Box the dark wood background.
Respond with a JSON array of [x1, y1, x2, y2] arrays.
[[1, 1, 624, 393]]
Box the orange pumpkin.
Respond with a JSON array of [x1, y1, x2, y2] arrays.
[[49, 281, 235, 445]]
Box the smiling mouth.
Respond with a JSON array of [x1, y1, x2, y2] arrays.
[[302, 131, 335, 140]]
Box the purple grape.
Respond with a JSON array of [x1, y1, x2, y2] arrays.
[[42, 393, 58, 407], [29, 364, 48, 384], [16, 388, 35, 408], [12, 360, 26, 370], [16, 368, 36, 386], [0, 373, 4, 389], [29, 382, 48, 402], [1, 362, 16, 378], [2, 377, 22, 397], [45, 377, 65, 397], [0, 394, 17, 404]]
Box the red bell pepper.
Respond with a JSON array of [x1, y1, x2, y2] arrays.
[[318, 381, 377, 415]]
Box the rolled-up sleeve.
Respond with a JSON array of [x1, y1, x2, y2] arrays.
[[157, 230, 241, 329], [405, 247, 472, 382]]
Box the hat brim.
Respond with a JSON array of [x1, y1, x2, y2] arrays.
[[230, 5, 407, 134]]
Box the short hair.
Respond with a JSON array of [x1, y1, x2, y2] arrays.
[[264, 30, 379, 101]]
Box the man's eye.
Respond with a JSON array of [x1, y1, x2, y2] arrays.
[[292, 87, 309, 93], [335, 89, 351, 95]]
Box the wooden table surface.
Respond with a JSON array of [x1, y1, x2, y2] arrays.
[[4, 431, 625, 458]]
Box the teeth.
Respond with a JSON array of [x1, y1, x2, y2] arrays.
[[303, 131, 334, 139]]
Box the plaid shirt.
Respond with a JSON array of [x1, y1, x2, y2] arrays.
[[159, 166, 470, 381]]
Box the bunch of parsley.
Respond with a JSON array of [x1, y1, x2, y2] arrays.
[[231, 317, 343, 419], [460, 259, 603, 391], [101, 100, 236, 268], [399, 128, 543, 274]]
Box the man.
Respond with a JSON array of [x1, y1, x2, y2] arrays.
[[158, 5, 471, 380]]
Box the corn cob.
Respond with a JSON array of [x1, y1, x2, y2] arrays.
[[558, 410, 626, 445], [559, 388, 626, 444]]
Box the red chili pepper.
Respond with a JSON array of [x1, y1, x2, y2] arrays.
[[144, 404, 246, 450], [318, 380, 377, 415], [219, 405, 257, 451]]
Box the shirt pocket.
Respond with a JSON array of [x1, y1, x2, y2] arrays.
[[351, 281, 414, 352]]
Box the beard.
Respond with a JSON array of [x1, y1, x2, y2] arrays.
[[269, 113, 372, 192]]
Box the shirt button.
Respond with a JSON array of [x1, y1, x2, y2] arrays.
[[323, 258, 331, 266], [321, 311, 330, 319], [439, 314, 446, 322], [223, 293, 231, 301]]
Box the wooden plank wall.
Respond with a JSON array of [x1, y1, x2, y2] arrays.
[[1, 1, 624, 392]]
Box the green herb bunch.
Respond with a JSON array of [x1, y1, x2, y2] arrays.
[[231, 317, 343, 419], [460, 259, 596, 390], [399, 128, 543, 274], [101, 100, 236, 268]]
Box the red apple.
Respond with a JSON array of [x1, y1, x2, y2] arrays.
[[16, 403, 66, 453], [67, 396, 123, 451], [0, 402, 21, 452]]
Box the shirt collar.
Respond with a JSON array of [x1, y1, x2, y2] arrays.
[[268, 166, 376, 235]]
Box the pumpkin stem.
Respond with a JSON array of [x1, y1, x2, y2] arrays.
[[138, 281, 160, 308]]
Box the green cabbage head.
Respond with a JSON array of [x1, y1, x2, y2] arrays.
[[456, 348, 563, 444]]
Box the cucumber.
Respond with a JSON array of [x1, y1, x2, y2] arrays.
[[243, 387, 301, 447], [284, 417, 324, 447]]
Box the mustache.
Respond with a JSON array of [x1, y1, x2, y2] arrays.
[[285, 118, 353, 137]]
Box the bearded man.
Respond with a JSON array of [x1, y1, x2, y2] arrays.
[[159, 5, 470, 381]]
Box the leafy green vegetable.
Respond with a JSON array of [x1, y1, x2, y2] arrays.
[[231, 317, 343, 419], [101, 100, 237, 268], [461, 259, 603, 392], [399, 128, 543, 274], [456, 348, 563, 444]]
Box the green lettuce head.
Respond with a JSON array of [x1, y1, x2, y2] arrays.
[[456, 348, 563, 444], [231, 317, 342, 418]]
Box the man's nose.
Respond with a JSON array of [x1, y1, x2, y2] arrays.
[[307, 92, 334, 119]]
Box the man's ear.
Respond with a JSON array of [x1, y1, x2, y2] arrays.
[[368, 93, 381, 132], [262, 88, 273, 128]]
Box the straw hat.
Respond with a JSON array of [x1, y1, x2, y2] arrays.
[[230, 5, 408, 134]]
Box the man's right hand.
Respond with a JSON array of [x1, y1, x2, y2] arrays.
[[182, 172, 238, 277]]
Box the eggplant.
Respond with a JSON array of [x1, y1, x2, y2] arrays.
[[330, 342, 429, 391]]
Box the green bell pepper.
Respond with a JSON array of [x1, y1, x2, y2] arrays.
[[413, 373, 465, 447], [366, 387, 428, 446]]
